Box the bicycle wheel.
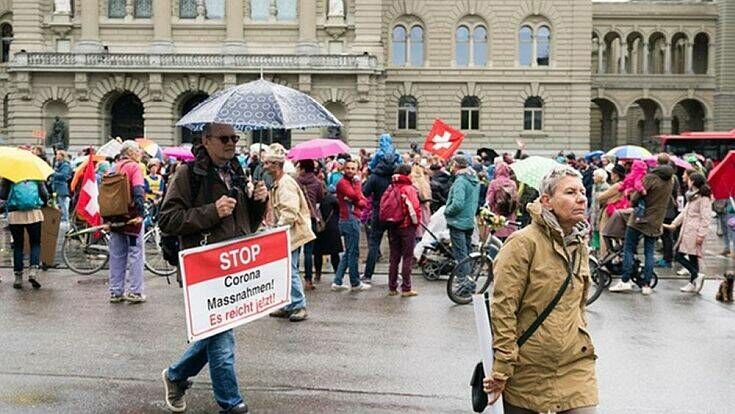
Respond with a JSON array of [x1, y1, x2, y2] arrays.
[[62, 230, 109, 275], [586, 257, 607, 306], [144, 228, 177, 276], [446, 254, 494, 305]]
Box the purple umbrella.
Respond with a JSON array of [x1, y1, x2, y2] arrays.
[[643, 154, 693, 170], [286, 138, 350, 161], [163, 146, 195, 162]]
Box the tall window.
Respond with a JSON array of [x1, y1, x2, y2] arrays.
[[523, 97, 544, 131], [398, 96, 417, 130], [134, 0, 152, 18], [108, 0, 126, 18], [519, 24, 552, 67], [537, 26, 551, 66], [473, 26, 488, 66], [461, 96, 480, 130], [1, 23, 12, 63], [250, 0, 270, 20], [205, 0, 225, 19], [410, 26, 424, 66], [456, 26, 470, 67], [276, 0, 297, 20], [180, 0, 198, 18], [392, 26, 407, 66], [519, 26, 533, 66]]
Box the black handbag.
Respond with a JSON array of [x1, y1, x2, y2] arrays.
[[469, 253, 576, 413]]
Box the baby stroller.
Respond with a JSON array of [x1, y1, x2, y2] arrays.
[[593, 208, 659, 296], [414, 206, 479, 281]]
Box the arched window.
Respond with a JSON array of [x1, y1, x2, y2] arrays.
[[519, 26, 533, 66], [410, 25, 424, 66], [537, 26, 551, 66], [523, 97, 543, 131], [134, 0, 152, 18], [276, 0, 297, 20], [461, 96, 480, 130], [180, 0, 198, 18], [473, 26, 488, 66], [456, 26, 470, 67], [1, 23, 12, 63], [398, 96, 418, 130], [392, 26, 407, 66], [250, 0, 270, 20], [108, 0, 126, 18]]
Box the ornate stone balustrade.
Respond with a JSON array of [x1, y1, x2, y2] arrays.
[[11, 52, 381, 73]]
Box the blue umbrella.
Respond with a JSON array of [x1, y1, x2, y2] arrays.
[[605, 145, 652, 160], [584, 150, 604, 161], [176, 78, 342, 132]]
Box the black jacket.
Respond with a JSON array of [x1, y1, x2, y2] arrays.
[[362, 158, 397, 221], [430, 171, 452, 213]]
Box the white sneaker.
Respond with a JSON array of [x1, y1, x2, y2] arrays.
[[693, 275, 706, 293], [609, 280, 633, 293], [351, 283, 372, 292], [676, 268, 690, 276], [680, 283, 697, 293], [641, 286, 653, 296], [331, 283, 349, 292]]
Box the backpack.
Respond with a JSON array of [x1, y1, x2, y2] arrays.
[[7, 180, 42, 211], [99, 161, 134, 219], [379, 184, 406, 225], [494, 184, 517, 217]]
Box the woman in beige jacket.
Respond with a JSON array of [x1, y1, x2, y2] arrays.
[[484, 165, 598, 414]]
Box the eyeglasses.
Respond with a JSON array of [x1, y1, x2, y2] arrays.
[[210, 135, 240, 145]]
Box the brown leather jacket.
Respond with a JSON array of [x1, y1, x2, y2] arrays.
[[159, 150, 267, 253]]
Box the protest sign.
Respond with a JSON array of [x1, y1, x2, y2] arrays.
[[179, 227, 292, 342]]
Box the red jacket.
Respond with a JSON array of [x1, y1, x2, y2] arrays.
[[336, 176, 367, 220], [392, 174, 422, 228]]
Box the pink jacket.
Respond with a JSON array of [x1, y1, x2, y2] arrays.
[[672, 194, 712, 257]]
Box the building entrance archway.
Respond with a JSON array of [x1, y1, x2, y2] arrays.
[[626, 99, 663, 150], [591, 98, 618, 150], [109, 92, 144, 140], [178, 92, 209, 144], [671, 99, 706, 134]]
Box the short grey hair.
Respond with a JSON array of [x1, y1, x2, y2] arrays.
[[539, 164, 583, 196], [593, 168, 608, 182], [451, 154, 469, 169], [120, 140, 141, 157]]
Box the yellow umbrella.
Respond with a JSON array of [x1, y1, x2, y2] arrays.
[[0, 147, 55, 183]]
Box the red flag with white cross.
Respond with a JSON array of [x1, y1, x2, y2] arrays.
[[75, 150, 102, 227], [423, 119, 465, 160]]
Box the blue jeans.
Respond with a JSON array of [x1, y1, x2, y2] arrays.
[[334, 218, 361, 287], [283, 248, 307, 312], [167, 329, 244, 412], [621, 226, 655, 286], [57, 195, 70, 222], [9, 222, 41, 273], [363, 218, 387, 280], [449, 226, 474, 288]]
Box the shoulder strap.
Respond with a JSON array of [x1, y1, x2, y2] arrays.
[[515, 250, 576, 348]]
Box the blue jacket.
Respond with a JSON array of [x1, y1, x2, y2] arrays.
[[444, 170, 480, 231], [51, 160, 72, 197]]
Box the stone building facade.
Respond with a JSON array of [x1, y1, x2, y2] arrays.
[[0, 0, 724, 155]]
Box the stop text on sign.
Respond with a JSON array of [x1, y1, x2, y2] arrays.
[[220, 244, 261, 270]]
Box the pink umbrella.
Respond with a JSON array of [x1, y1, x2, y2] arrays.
[[287, 138, 350, 161], [643, 154, 693, 170], [163, 146, 195, 161]]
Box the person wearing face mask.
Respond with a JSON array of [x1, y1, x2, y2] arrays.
[[484, 165, 598, 414]]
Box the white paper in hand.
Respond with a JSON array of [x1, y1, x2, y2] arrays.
[[473, 294, 504, 414]]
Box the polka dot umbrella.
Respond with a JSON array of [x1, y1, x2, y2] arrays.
[[175, 78, 342, 133]]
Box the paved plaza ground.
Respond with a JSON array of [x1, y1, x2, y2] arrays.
[[0, 224, 734, 413]]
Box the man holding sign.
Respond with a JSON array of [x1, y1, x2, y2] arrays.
[[158, 123, 268, 414]]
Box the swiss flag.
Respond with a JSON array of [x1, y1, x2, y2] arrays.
[[423, 119, 465, 160], [75, 151, 102, 227]]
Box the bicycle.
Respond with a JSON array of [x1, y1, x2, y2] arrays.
[[61, 221, 113, 275], [446, 211, 519, 305], [142, 200, 177, 277]]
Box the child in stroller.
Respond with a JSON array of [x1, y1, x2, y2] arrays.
[[414, 206, 478, 280]]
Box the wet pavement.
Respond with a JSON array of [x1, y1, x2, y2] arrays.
[[0, 223, 734, 413]]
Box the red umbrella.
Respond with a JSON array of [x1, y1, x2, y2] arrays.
[[708, 150, 735, 199]]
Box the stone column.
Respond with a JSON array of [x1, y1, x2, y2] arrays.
[[616, 116, 627, 146], [151, 0, 174, 53], [664, 42, 672, 74], [661, 117, 672, 135], [296, 0, 319, 54], [642, 41, 649, 74], [686, 41, 694, 74], [708, 42, 715, 75], [73, 0, 104, 52], [619, 40, 627, 74], [223, 0, 247, 54], [597, 41, 604, 74]]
